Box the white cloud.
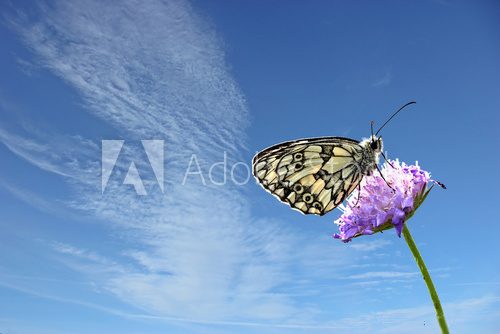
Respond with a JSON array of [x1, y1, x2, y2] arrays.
[[362, 295, 500, 334], [348, 239, 391, 251], [372, 71, 392, 88], [2, 0, 332, 324], [3, 275, 499, 333], [2, 1, 494, 332], [346, 270, 419, 280], [0, 127, 71, 177]]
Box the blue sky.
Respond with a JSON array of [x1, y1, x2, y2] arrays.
[[0, 0, 499, 333]]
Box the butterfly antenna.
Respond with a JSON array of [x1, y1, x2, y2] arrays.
[[370, 120, 375, 138], [434, 180, 447, 189], [375, 101, 416, 136]]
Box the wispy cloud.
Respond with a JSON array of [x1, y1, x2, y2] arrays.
[[348, 239, 391, 251], [2, 0, 344, 325], [372, 71, 392, 88], [0, 127, 71, 177], [346, 270, 418, 280], [0, 126, 100, 180], [3, 277, 499, 334], [2, 0, 491, 332], [359, 295, 500, 334]]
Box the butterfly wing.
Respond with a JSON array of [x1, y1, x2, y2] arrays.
[[253, 137, 365, 215]]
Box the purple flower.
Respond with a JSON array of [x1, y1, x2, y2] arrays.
[[334, 160, 438, 242]]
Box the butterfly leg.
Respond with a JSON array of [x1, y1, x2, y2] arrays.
[[381, 151, 395, 169], [376, 164, 395, 192], [352, 182, 362, 208]]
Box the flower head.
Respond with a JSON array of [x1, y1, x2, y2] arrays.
[[334, 160, 437, 242]]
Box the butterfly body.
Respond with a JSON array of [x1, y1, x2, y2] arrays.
[[252, 135, 383, 216]]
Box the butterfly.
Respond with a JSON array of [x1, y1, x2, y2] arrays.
[[252, 102, 415, 216]]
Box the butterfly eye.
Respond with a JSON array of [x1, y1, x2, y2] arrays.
[[293, 153, 303, 161], [302, 193, 314, 204], [312, 202, 323, 211], [294, 162, 303, 170], [293, 184, 304, 193]]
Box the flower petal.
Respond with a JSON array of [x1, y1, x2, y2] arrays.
[[333, 159, 432, 242]]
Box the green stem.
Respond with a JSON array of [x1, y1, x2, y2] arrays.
[[402, 225, 449, 334]]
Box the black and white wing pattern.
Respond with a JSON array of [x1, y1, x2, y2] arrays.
[[252, 137, 365, 215]]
